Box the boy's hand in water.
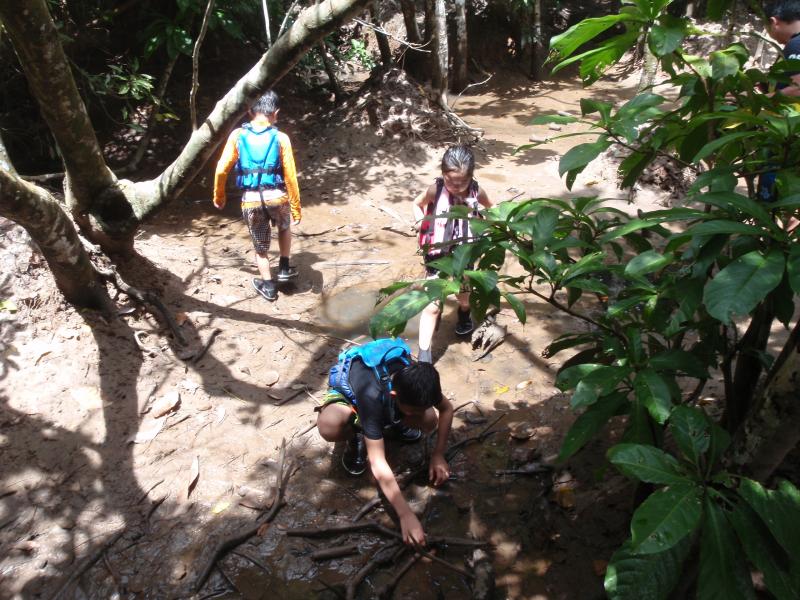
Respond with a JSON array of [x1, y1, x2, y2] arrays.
[[429, 453, 450, 486], [400, 512, 426, 546]]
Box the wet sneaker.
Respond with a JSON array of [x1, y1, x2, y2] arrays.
[[388, 422, 423, 443], [252, 278, 277, 301], [454, 309, 474, 336], [342, 433, 367, 476], [276, 265, 298, 282]]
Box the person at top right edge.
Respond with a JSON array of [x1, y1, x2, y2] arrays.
[[412, 145, 494, 364], [758, 2, 800, 209]]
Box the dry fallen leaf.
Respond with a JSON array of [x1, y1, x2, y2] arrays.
[[151, 391, 181, 418], [493, 384, 510, 395], [516, 380, 533, 390], [128, 417, 166, 444], [175, 312, 189, 326], [272, 340, 284, 352], [214, 405, 226, 425], [211, 500, 231, 514], [290, 383, 305, 390], [187, 456, 200, 499]]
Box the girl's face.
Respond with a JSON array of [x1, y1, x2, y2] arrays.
[[443, 168, 472, 197]]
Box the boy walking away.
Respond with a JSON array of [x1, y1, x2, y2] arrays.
[[316, 339, 454, 546], [213, 91, 301, 301]]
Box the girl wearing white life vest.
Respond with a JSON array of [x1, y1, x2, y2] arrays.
[[413, 145, 494, 363]]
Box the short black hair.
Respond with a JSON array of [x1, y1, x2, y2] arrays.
[[252, 91, 279, 115], [392, 362, 442, 408], [441, 144, 475, 177], [765, 0, 800, 20]]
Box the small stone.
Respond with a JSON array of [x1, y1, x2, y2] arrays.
[[548, 123, 562, 131], [528, 134, 548, 143]]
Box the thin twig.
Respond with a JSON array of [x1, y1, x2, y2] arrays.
[[346, 541, 403, 600], [192, 328, 222, 364], [352, 17, 432, 52], [190, 0, 215, 130], [449, 74, 493, 110]]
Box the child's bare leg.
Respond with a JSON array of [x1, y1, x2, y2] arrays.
[[316, 404, 355, 442], [255, 252, 272, 280], [277, 226, 291, 260], [456, 291, 470, 311], [418, 300, 441, 353]]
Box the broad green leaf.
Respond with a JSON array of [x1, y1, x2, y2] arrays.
[[500, 291, 526, 324], [634, 369, 673, 424], [737, 479, 800, 559], [605, 536, 691, 600], [580, 98, 612, 122], [608, 443, 688, 485], [464, 270, 498, 294], [773, 274, 795, 328], [544, 333, 600, 357], [710, 50, 741, 80], [648, 350, 708, 378], [578, 31, 643, 85], [559, 139, 612, 189], [630, 484, 702, 554], [728, 502, 799, 600], [531, 207, 560, 245], [698, 498, 756, 600], [451, 243, 474, 277], [693, 131, 753, 162], [556, 363, 605, 391], [619, 150, 653, 188], [694, 191, 776, 228], [703, 249, 785, 324], [563, 278, 609, 294], [707, 421, 731, 468], [788, 244, 800, 293], [686, 219, 764, 235], [622, 401, 655, 446], [558, 393, 628, 461], [562, 252, 606, 282], [530, 114, 580, 125], [570, 366, 631, 409], [370, 290, 436, 337], [625, 251, 674, 278], [649, 16, 687, 57], [550, 14, 639, 63], [669, 405, 710, 467]]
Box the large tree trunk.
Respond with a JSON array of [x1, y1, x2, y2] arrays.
[[429, 0, 448, 107], [370, 1, 392, 68], [318, 41, 344, 102], [0, 168, 110, 309], [452, 0, 468, 92], [400, 0, 422, 44], [729, 322, 800, 481], [0, 0, 373, 253]]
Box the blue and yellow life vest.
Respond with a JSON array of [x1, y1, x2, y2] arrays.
[[235, 123, 285, 191]]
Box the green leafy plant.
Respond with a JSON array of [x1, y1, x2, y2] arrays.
[[371, 1, 800, 596]]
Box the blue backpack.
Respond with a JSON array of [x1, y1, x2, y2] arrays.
[[235, 123, 285, 191], [328, 339, 412, 406]]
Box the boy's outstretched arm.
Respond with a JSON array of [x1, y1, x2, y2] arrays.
[[213, 130, 240, 209], [364, 437, 426, 546], [429, 396, 453, 486], [477, 186, 494, 209]]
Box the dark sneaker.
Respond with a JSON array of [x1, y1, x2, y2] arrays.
[[388, 422, 423, 443], [342, 433, 367, 476], [454, 309, 474, 336], [276, 265, 298, 282], [252, 278, 277, 301]]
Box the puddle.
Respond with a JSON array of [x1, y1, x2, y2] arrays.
[[316, 283, 421, 337]]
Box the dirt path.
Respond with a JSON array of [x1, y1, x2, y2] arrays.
[[1, 71, 653, 599]]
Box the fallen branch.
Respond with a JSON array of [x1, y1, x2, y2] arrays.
[[194, 439, 290, 592], [376, 550, 420, 599], [286, 520, 486, 548], [362, 200, 412, 228], [295, 225, 346, 238], [192, 328, 222, 364], [346, 542, 404, 600], [311, 543, 360, 561], [99, 266, 187, 346], [49, 528, 125, 600], [411, 544, 473, 579]]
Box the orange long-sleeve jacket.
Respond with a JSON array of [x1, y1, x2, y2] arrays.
[[213, 119, 301, 221]]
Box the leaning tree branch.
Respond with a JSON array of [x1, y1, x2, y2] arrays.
[[145, 0, 373, 217], [190, 0, 216, 131]]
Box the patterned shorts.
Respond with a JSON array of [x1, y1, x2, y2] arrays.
[[241, 202, 291, 255]]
